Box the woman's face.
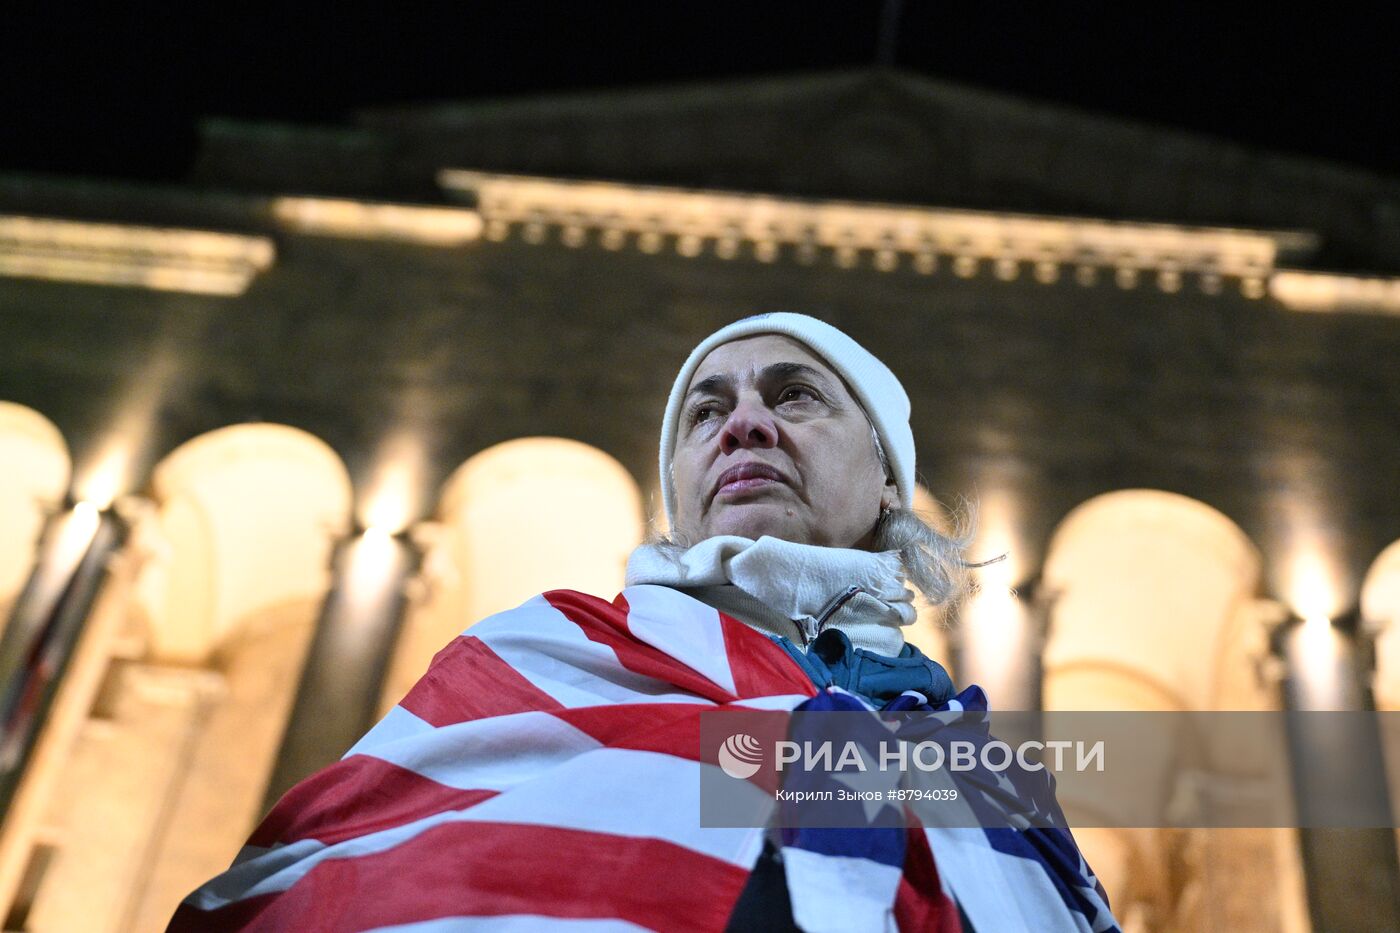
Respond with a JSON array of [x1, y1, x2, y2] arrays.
[[671, 334, 899, 548]]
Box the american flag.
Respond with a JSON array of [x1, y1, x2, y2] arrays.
[[167, 584, 1118, 932]]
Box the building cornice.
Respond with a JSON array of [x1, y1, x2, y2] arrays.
[[0, 215, 274, 296], [440, 169, 1320, 299]]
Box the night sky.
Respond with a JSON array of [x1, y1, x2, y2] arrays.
[[2, 2, 1397, 183]]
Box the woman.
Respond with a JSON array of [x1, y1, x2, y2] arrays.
[[168, 312, 1117, 932]]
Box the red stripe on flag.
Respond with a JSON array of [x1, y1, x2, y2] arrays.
[[895, 822, 963, 932], [713, 611, 819, 700], [549, 590, 733, 701], [550, 701, 788, 787], [248, 755, 497, 848], [400, 634, 565, 727], [550, 702, 704, 760], [168, 820, 750, 933]]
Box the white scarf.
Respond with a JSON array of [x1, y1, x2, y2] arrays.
[[624, 534, 917, 656]]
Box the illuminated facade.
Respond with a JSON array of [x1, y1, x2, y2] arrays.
[[2, 70, 1400, 931]]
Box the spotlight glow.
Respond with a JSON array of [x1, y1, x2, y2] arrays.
[[1283, 545, 1347, 623], [72, 444, 131, 510], [357, 432, 428, 535]]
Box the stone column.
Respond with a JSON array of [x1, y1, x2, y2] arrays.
[[1280, 613, 1400, 933], [0, 502, 126, 815], [261, 529, 418, 809]]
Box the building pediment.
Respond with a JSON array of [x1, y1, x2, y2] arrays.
[[192, 69, 1400, 271]]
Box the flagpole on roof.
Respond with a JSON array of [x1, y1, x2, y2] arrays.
[[875, 0, 905, 70]]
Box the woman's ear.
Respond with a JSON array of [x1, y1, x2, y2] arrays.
[[880, 484, 900, 513]]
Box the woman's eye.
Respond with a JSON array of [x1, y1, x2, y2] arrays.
[[690, 388, 814, 426]]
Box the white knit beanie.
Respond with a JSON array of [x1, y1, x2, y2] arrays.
[[658, 312, 916, 529]]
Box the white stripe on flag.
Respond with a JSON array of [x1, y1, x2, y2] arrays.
[[186, 837, 327, 910], [451, 748, 768, 867], [730, 693, 811, 710], [781, 847, 902, 933], [469, 593, 715, 708], [360, 710, 603, 791], [343, 703, 436, 760], [621, 584, 737, 695], [924, 827, 1094, 933], [185, 749, 763, 911]]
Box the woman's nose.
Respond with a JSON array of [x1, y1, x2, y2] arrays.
[[719, 398, 779, 454]]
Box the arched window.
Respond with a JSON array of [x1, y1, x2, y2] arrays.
[[0, 403, 70, 625], [1039, 489, 1304, 932], [379, 437, 643, 713], [19, 423, 353, 931]]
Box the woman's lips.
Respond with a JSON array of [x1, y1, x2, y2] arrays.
[[716, 477, 783, 497]]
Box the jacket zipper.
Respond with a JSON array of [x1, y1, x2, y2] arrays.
[[799, 584, 864, 648]]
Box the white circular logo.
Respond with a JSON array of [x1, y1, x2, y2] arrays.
[[717, 733, 763, 779]]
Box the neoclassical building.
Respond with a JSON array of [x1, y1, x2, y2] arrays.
[[2, 70, 1399, 931]]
